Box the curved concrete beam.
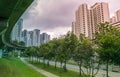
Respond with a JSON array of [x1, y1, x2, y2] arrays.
[[0, 0, 34, 49]]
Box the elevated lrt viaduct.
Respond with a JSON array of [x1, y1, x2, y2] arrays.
[[0, 0, 33, 49]]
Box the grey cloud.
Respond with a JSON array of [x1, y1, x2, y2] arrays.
[[22, 0, 120, 38], [23, 0, 78, 30], [22, 0, 39, 19]]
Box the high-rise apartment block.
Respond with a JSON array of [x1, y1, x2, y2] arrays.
[[110, 16, 117, 23], [11, 18, 23, 42], [21, 29, 50, 47], [40, 33, 50, 44], [22, 29, 40, 47], [110, 9, 120, 26], [72, 2, 110, 39], [90, 2, 110, 38], [91, 2, 110, 23], [110, 9, 120, 23], [22, 30, 28, 46], [29, 31, 34, 46], [74, 4, 89, 38], [116, 10, 120, 22], [33, 29, 40, 46], [72, 22, 76, 34], [11, 18, 50, 47]]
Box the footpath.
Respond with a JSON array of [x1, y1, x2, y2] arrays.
[[20, 58, 59, 77], [21, 58, 120, 77]]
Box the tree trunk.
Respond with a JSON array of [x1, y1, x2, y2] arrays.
[[47, 60, 49, 67], [12, 50, 15, 57], [63, 60, 67, 71], [43, 58, 45, 67], [31, 56, 33, 63], [60, 61, 62, 73], [55, 60, 57, 68], [91, 59, 94, 77], [30, 56, 32, 61], [29, 56, 30, 61], [37, 56, 39, 63], [43, 58, 44, 63], [35, 56, 37, 62], [35, 56, 36, 63], [94, 60, 101, 76], [79, 61, 82, 76], [39, 57, 41, 63], [106, 60, 109, 77]]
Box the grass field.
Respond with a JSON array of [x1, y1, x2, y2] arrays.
[[30, 62, 85, 77], [0, 58, 46, 77]]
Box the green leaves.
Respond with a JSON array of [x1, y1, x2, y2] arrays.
[[95, 22, 120, 63]]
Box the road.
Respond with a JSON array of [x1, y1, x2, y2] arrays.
[[38, 59, 120, 77]]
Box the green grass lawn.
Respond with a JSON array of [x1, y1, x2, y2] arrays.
[[30, 62, 85, 77], [0, 58, 46, 77]]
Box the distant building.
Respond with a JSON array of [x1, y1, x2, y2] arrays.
[[40, 33, 50, 44], [110, 9, 120, 24], [72, 22, 76, 34], [33, 29, 40, 46], [90, 2, 110, 39], [116, 9, 120, 22], [11, 18, 50, 47], [27, 33, 31, 47], [28, 31, 34, 46], [110, 16, 117, 23], [72, 2, 110, 39], [110, 21, 120, 27], [22, 30, 28, 46], [75, 3, 89, 38], [22, 29, 50, 47], [11, 18, 23, 42]]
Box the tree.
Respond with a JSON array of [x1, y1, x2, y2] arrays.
[[45, 42, 55, 67], [28, 47, 36, 62], [73, 34, 94, 77], [55, 38, 65, 72], [62, 32, 71, 71], [0, 35, 4, 49], [62, 32, 78, 71], [95, 22, 120, 77], [51, 38, 59, 68], [19, 41, 25, 46]]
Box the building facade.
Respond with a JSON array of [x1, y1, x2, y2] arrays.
[[33, 29, 40, 46], [74, 3, 89, 38], [72, 2, 110, 39], [11, 18, 23, 42], [22, 29, 50, 47], [110, 9, 120, 25], [28, 31, 34, 46], [116, 9, 120, 22], [110, 16, 117, 23], [72, 22, 76, 34], [40, 33, 50, 44], [90, 2, 110, 38], [11, 18, 50, 47], [22, 30, 28, 46]]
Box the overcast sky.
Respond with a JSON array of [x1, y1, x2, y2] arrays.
[[22, 0, 120, 38]]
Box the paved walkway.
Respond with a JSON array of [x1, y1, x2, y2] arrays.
[[35, 59, 119, 77], [47, 60, 120, 77], [20, 58, 59, 77]]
